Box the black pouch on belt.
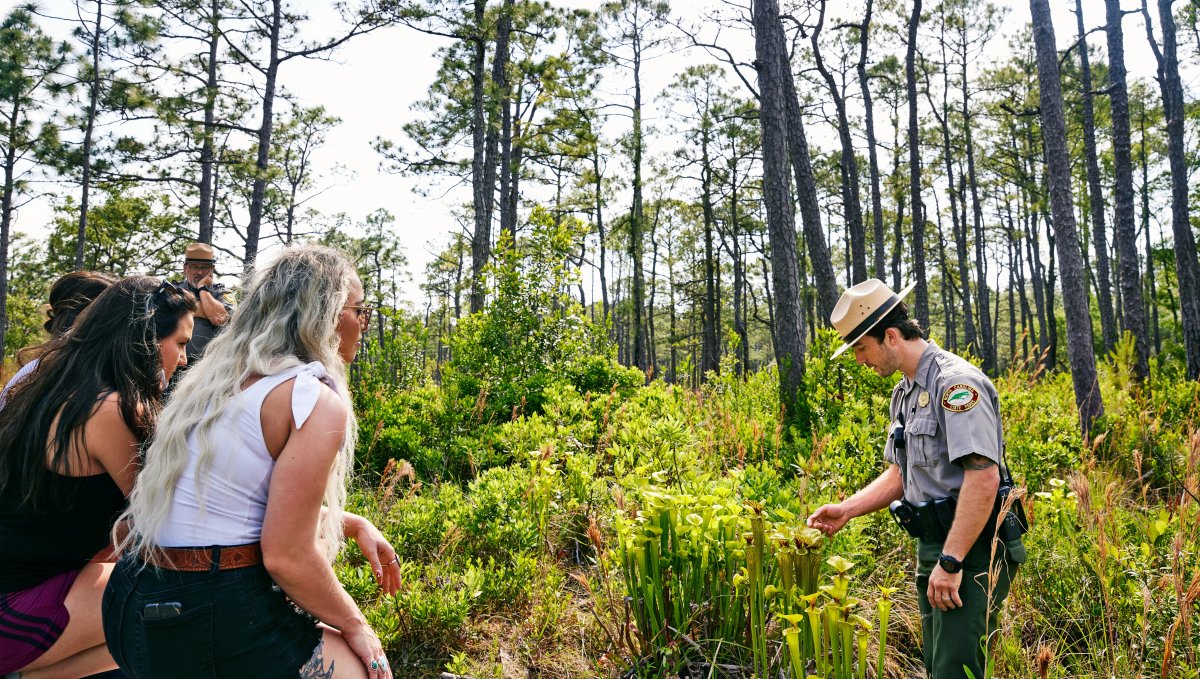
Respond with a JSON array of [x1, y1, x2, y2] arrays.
[[991, 483, 1029, 541], [933, 496, 957, 530], [916, 500, 950, 543]]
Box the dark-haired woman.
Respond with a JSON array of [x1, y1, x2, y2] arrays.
[[1, 271, 117, 405], [0, 277, 195, 679]]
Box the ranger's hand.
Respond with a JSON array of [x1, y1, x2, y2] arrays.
[[807, 503, 851, 536], [927, 564, 963, 611]]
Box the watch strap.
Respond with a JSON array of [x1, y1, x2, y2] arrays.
[[938, 552, 963, 573]]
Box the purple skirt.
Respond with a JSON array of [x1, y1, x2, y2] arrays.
[[0, 568, 78, 673]]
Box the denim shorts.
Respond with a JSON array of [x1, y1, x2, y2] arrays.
[[103, 556, 322, 678]]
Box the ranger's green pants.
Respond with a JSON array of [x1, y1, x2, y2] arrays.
[[915, 536, 1025, 679]]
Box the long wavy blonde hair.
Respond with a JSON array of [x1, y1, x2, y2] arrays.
[[119, 245, 359, 562]]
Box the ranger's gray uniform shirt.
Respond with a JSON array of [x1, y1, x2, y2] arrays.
[[882, 342, 1003, 504], [179, 280, 234, 361]]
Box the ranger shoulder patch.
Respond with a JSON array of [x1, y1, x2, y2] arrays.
[[941, 383, 980, 412]]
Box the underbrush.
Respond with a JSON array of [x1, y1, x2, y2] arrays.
[[335, 336, 1200, 677], [339, 231, 1197, 677]]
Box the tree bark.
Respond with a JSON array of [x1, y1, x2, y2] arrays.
[[592, 139, 609, 322], [906, 0, 929, 326], [812, 0, 867, 284], [928, 34, 977, 357], [243, 0, 283, 269], [1139, 105, 1161, 353], [857, 0, 886, 281], [75, 0, 104, 270], [960, 24, 994, 373], [1, 110, 18, 365], [197, 0, 221, 244], [1075, 0, 1118, 353], [630, 24, 647, 373], [1030, 0, 1104, 434], [1105, 0, 1150, 380], [469, 0, 489, 313], [700, 111, 719, 378], [1144, 0, 1200, 378], [494, 0, 515, 239], [753, 0, 807, 425], [1021, 134, 1049, 360], [782, 59, 838, 321]]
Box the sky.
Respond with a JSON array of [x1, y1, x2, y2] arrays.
[[10, 0, 1173, 302]]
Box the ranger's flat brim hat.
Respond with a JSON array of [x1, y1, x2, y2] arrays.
[[184, 242, 216, 263], [830, 278, 917, 359]]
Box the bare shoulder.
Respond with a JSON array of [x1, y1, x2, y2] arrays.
[[260, 373, 346, 459], [84, 392, 135, 436], [81, 392, 140, 494]]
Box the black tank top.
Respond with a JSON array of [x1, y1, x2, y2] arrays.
[[0, 471, 126, 592]]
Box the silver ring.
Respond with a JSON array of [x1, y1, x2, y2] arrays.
[[387, 557, 399, 565]]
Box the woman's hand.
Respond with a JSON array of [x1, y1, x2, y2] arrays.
[[344, 511, 401, 595], [343, 620, 392, 679]]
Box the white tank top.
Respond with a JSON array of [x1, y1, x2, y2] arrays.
[[155, 362, 337, 547]]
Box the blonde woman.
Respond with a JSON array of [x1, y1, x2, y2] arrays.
[[104, 245, 399, 678]]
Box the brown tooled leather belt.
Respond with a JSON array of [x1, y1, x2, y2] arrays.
[[143, 543, 263, 572]]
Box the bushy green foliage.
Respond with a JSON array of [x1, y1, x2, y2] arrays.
[[352, 307, 429, 397], [354, 381, 504, 481], [998, 371, 1083, 491], [344, 328, 1200, 677], [443, 211, 631, 422]]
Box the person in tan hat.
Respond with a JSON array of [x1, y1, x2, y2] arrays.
[[807, 279, 1026, 679], [176, 242, 234, 363]]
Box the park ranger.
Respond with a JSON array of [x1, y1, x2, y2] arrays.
[[806, 279, 1026, 679]]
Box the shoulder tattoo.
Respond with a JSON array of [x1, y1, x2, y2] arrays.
[[961, 455, 997, 471], [300, 638, 335, 679]]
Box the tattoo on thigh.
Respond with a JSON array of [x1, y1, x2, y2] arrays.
[[300, 639, 336, 679], [962, 455, 997, 471]]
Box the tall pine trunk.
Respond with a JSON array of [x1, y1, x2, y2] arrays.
[[198, 0, 221, 244], [930, 33, 977, 356], [629, 29, 647, 373], [469, 0, 489, 313], [1031, 0, 1104, 434], [700, 115, 719, 378], [1, 110, 17, 365], [244, 0, 283, 269], [753, 0, 807, 425], [494, 0, 515, 239], [812, 0, 867, 283], [782, 59, 837, 320], [1105, 0, 1150, 380], [906, 0, 929, 326], [1139, 107, 1161, 353], [960, 29, 993, 373], [76, 0, 104, 270], [1076, 0, 1118, 352], [858, 0, 886, 281], [1144, 0, 1200, 378], [592, 143, 609, 322]]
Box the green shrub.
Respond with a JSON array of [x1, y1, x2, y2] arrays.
[[443, 213, 622, 423]]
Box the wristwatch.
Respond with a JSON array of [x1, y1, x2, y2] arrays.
[[938, 553, 963, 574]]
